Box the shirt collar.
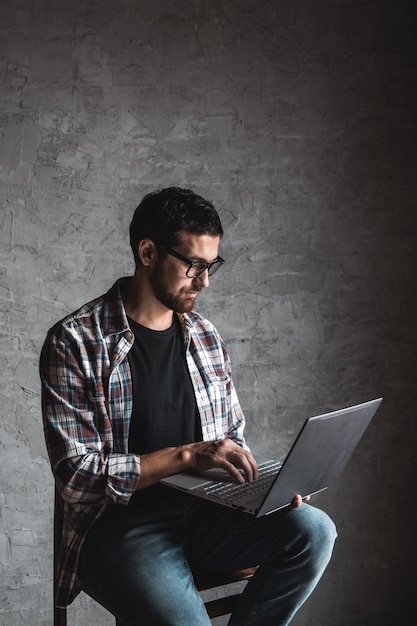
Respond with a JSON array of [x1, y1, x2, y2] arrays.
[[101, 278, 196, 338], [100, 278, 131, 337]]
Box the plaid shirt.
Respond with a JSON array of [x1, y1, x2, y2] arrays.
[[40, 278, 247, 607]]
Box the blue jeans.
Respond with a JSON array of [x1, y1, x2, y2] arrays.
[[78, 489, 337, 625]]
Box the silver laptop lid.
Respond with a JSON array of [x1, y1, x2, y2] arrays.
[[257, 398, 382, 516]]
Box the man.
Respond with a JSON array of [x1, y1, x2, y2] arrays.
[[40, 187, 336, 625]]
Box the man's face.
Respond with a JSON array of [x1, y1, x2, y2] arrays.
[[149, 232, 221, 313]]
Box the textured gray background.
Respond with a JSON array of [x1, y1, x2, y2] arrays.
[[1, 1, 416, 624]]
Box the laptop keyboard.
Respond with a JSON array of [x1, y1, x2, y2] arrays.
[[198, 460, 282, 503]]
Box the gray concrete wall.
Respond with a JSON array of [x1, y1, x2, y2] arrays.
[[1, 1, 416, 624]]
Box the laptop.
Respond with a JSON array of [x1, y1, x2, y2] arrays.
[[161, 398, 383, 517]]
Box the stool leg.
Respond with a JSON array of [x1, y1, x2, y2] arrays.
[[54, 606, 67, 626]]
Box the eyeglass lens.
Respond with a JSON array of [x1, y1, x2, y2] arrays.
[[187, 260, 223, 278]]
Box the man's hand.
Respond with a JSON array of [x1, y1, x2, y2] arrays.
[[188, 439, 259, 484], [289, 494, 311, 509], [137, 438, 258, 490]]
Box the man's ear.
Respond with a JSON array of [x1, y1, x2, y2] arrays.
[[138, 239, 157, 267]]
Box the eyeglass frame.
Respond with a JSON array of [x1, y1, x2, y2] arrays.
[[155, 242, 225, 278]]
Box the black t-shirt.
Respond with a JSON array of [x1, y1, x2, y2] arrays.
[[127, 315, 202, 455]]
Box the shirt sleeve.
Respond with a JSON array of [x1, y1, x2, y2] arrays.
[[40, 326, 140, 506]]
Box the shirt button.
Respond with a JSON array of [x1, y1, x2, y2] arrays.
[[126, 331, 133, 340]]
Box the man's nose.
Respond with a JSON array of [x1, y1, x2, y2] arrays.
[[193, 268, 210, 288]]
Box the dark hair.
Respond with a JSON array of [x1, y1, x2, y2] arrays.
[[129, 187, 223, 264]]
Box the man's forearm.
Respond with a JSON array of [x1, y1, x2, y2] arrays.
[[137, 439, 258, 490], [137, 445, 194, 490]]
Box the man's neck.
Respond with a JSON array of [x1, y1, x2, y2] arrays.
[[122, 275, 174, 331]]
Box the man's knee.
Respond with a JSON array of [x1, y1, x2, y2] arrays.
[[290, 504, 337, 571]]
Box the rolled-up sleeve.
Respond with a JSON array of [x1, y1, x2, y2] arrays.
[[40, 326, 140, 506]]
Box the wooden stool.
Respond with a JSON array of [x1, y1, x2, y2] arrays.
[[194, 566, 257, 618], [54, 490, 256, 624]]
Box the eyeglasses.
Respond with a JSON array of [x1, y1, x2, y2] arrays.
[[156, 243, 225, 278]]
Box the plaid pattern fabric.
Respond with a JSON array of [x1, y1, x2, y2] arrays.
[[40, 278, 247, 607]]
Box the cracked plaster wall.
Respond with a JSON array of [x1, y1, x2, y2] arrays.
[[0, 1, 416, 624]]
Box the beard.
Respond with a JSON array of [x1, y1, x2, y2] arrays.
[[149, 262, 201, 313]]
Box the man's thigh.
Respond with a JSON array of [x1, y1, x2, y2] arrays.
[[79, 496, 211, 626], [184, 496, 334, 574]]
